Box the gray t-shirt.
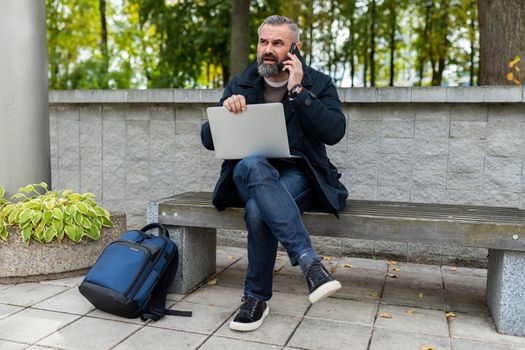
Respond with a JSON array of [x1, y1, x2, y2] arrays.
[[263, 79, 288, 103]]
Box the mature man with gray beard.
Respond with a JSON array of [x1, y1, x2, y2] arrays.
[[201, 15, 348, 332]]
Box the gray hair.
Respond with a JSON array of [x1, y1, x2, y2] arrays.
[[257, 15, 300, 43]]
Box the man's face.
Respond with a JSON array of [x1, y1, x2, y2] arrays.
[[257, 24, 295, 78]]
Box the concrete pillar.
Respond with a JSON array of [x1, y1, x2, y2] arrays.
[[0, 1, 50, 196]]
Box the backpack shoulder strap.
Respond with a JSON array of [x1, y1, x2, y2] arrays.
[[140, 242, 192, 321]]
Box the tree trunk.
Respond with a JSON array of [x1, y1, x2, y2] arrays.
[[230, 0, 250, 78], [418, 2, 432, 85], [469, 3, 477, 86], [369, 0, 376, 86], [389, 4, 397, 86], [478, 0, 525, 85], [99, 0, 108, 87]]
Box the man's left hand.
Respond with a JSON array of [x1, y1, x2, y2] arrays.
[[283, 52, 303, 92]]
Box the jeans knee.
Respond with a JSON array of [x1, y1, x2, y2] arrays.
[[233, 156, 271, 183]]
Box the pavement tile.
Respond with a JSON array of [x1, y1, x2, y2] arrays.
[[452, 338, 525, 350], [287, 318, 372, 350], [442, 265, 487, 278], [268, 291, 310, 317], [200, 336, 281, 350], [0, 283, 68, 307], [87, 308, 149, 324], [382, 284, 446, 310], [212, 268, 246, 288], [217, 313, 300, 346], [305, 298, 377, 325], [40, 275, 86, 288], [32, 287, 95, 315], [370, 328, 451, 350], [330, 280, 383, 302], [443, 275, 486, 296], [0, 340, 27, 350], [446, 292, 488, 315], [337, 256, 389, 270], [166, 292, 186, 302], [0, 308, 79, 343], [216, 246, 246, 269], [0, 304, 24, 320], [113, 326, 207, 350], [38, 316, 142, 350], [389, 262, 442, 275], [185, 285, 242, 308], [374, 304, 449, 336], [150, 301, 235, 334], [271, 274, 309, 295], [450, 312, 525, 346]]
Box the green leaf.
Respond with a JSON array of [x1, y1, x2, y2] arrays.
[[52, 208, 64, 220], [86, 225, 100, 240], [74, 212, 83, 226], [19, 185, 35, 193], [43, 211, 53, 224], [44, 227, 57, 243], [34, 221, 45, 238], [101, 216, 113, 227], [92, 217, 102, 230], [64, 224, 76, 241], [81, 216, 92, 229], [52, 219, 64, 235], [0, 186, 5, 199], [21, 227, 32, 245], [8, 209, 19, 224], [39, 182, 48, 189], [81, 193, 96, 200], [19, 209, 32, 223], [69, 193, 81, 202], [93, 206, 107, 217], [0, 221, 7, 241], [76, 203, 89, 215], [32, 212, 42, 226]]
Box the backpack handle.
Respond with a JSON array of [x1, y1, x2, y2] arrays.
[[141, 223, 170, 238]]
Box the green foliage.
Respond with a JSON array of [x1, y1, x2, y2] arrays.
[[0, 183, 112, 245]]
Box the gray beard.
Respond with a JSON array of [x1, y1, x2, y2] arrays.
[[257, 62, 281, 78]]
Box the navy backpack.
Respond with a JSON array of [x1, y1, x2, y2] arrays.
[[79, 223, 191, 321]]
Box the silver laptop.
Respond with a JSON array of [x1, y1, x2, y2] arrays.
[[206, 103, 291, 160]]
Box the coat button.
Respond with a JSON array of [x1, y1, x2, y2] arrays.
[[305, 99, 311, 106]]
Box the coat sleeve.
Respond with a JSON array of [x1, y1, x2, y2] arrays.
[[200, 81, 236, 150], [293, 77, 346, 146]]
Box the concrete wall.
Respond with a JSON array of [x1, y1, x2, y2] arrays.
[[49, 86, 525, 267]]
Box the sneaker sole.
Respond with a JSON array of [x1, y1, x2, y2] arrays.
[[309, 280, 342, 304], [229, 306, 270, 332]]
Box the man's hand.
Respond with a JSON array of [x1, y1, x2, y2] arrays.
[[284, 52, 304, 92], [223, 94, 246, 114]]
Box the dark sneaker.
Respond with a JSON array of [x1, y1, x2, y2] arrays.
[[229, 296, 269, 332], [303, 258, 342, 303]]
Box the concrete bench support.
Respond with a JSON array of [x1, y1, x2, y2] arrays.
[[487, 249, 525, 336]]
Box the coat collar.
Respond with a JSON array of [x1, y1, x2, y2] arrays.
[[236, 56, 313, 88]]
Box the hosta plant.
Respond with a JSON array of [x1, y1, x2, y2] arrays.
[[0, 183, 112, 245]]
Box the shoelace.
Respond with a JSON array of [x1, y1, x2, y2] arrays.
[[302, 258, 328, 283], [239, 296, 259, 318]]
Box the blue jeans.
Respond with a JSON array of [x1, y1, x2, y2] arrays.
[[233, 155, 319, 301]]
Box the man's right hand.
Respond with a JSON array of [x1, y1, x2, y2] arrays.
[[223, 94, 247, 114]]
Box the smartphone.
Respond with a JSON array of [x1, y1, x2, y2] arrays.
[[290, 42, 302, 60]]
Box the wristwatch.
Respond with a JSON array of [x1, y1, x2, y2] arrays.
[[288, 84, 303, 99]]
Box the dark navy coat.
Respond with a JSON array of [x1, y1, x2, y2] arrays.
[[201, 60, 348, 216]]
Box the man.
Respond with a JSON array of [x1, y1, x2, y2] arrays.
[[201, 15, 348, 332]]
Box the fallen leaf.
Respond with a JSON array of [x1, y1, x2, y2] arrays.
[[421, 347, 436, 350], [207, 278, 218, 285], [330, 267, 337, 273], [387, 273, 398, 278], [391, 267, 400, 272], [406, 309, 415, 315], [343, 264, 352, 269], [368, 291, 379, 298], [449, 266, 457, 272], [418, 292, 424, 299], [387, 260, 398, 265], [379, 312, 392, 319], [507, 72, 515, 81], [446, 312, 456, 319], [227, 256, 236, 260], [323, 256, 332, 261]]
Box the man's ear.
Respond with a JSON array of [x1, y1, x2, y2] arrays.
[[296, 42, 302, 50]]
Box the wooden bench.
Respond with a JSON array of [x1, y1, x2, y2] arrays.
[[147, 191, 525, 337]]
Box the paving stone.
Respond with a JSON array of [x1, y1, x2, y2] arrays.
[[375, 304, 449, 336], [87, 308, 150, 325], [0, 340, 27, 350], [382, 284, 445, 310], [113, 326, 207, 350], [0, 304, 23, 320], [185, 285, 242, 308], [450, 313, 525, 347], [443, 275, 486, 296], [151, 301, 235, 335], [385, 271, 442, 290], [166, 293, 185, 302], [452, 338, 525, 350], [370, 328, 451, 350], [200, 336, 281, 350], [287, 318, 372, 350], [38, 316, 142, 350], [337, 256, 388, 270], [215, 246, 246, 268], [0, 283, 68, 307], [268, 291, 310, 317], [216, 313, 300, 346], [306, 298, 377, 325], [0, 308, 79, 343], [271, 274, 309, 295], [446, 292, 488, 315], [442, 265, 487, 278], [330, 280, 383, 302], [32, 287, 95, 315], [212, 268, 246, 289]]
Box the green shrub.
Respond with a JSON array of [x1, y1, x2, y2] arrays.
[[0, 183, 112, 245]]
